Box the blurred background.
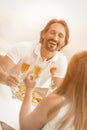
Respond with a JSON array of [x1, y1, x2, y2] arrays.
[[0, 0, 87, 60]]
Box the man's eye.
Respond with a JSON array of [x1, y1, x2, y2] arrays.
[[59, 34, 64, 38]]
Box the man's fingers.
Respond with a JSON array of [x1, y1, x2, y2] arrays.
[[7, 75, 19, 86]]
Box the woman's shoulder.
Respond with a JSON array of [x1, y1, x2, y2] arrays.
[[41, 93, 62, 109]]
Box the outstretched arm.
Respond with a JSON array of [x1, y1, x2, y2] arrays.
[[19, 72, 62, 130], [0, 55, 19, 86], [19, 74, 48, 130]]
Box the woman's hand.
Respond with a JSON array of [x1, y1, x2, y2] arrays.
[[24, 73, 36, 92]]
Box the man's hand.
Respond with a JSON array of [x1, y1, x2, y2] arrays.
[[5, 74, 19, 87]]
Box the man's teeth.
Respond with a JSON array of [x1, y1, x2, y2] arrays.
[[49, 41, 56, 45]]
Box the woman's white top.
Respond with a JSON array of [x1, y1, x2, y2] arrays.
[[41, 104, 74, 130]]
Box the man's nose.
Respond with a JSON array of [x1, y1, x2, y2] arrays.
[[53, 34, 59, 42]]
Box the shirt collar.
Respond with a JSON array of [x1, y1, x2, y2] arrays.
[[34, 43, 59, 62]]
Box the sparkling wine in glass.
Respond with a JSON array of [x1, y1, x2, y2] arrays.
[[33, 66, 42, 76], [50, 67, 57, 76], [50, 62, 57, 90], [20, 62, 30, 75], [15, 65, 42, 101], [15, 61, 30, 100], [30, 65, 43, 104]]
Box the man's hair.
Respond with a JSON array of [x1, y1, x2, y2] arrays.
[[40, 19, 69, 48]]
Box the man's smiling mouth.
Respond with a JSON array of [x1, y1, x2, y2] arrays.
[[49, 40, 57, 46]]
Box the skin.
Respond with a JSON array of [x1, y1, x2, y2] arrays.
[[20, 23, 66, 129], [41, 23, 65, 54], [0, 56, 19, 87], [0, 20, 68, 130], [20, 51, 87, 130], [35, 23, 66, 96], [20, 74, 62, 130], [0, 23, 66, 95], [41, 23, 66, 87]]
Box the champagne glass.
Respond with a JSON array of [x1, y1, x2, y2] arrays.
[[8, 60, 23, 98], [46, 66, 57, 96], [20, 62, 30, 79], [15, 65, 43, 101], [33, 65, 42, 78], [50, 68, 56, 89], [50, 62, 57, 90], [30, 65, 43, 105], [14, 60, 30, 100]]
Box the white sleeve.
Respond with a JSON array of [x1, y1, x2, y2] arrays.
[[6, 41, 33, 64], [54, 54, 68, 78]]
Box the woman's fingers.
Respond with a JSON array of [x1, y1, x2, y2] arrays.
[[24, 74, 36, 90]]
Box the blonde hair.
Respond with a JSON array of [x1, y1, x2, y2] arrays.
[[40, 19, 69, 49], [53, 51, 87, 130]]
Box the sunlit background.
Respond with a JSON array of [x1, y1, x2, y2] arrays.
[[0, 0, 87, 60]]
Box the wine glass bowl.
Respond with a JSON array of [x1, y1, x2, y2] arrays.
[[50, 67, 57, 89], [13, 65, 43, 102], [12, 61, 30, 99], [33, 66, 42, 77], [21, 62, 30, 74], [50, 67, 57, 76]]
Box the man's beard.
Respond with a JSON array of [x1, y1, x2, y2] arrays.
[[45, 39, 58, 52]]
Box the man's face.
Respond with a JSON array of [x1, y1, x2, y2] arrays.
[[42, 23, 66, 52]]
